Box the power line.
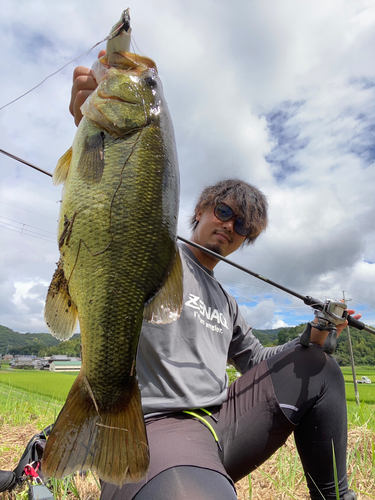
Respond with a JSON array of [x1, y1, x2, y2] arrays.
[[0, 201, 57, 221], [0, 221, 56, 244], [0, 216, 55, 235], [348, 299, 375, 313]]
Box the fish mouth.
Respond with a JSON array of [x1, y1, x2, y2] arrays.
[[97, 92, 140, 105], [100, 52, 158, 74]]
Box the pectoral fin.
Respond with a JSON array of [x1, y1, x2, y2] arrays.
[[77, 131, 105, 183], [44, 260, 78, 340], [143, 249, 183, 324], [53, 148, 72, 186]]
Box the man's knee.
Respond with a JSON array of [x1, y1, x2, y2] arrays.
[[269, 343, 343, 381]]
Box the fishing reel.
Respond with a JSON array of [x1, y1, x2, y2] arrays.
[[180, 236, 375, 344], [300, 300, 348, 354]]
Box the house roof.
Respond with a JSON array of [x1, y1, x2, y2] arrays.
[[50, 361, 82, 366]]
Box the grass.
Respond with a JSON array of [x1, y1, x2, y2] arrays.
[[234, 425, 375, 500], [229, 365, 375, 407], [0, 384, 62, 428], [345, 383, 375, 405], [347, 401, 375, 431], [0, 370, 77, 402], [1, 367, 375, 499], [342, 367, 375, 405], [0, 383, 99, 500]]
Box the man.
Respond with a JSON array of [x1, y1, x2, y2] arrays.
[[70, 62, 360, 500]]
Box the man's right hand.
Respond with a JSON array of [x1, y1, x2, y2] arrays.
[[69, 50, 106, 126]]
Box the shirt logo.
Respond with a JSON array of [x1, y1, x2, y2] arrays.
[[185, 294, 229, 332]]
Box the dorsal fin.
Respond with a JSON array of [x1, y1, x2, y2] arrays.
[[53, 148, 73, 186]]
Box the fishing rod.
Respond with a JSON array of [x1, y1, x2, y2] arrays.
[[177, 236, 375, 354], [0, 149, 53, 178], [4, 147, 375, 349]]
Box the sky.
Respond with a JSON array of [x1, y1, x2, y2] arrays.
[[1, 0, 375, 335]]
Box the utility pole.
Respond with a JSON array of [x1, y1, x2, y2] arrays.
[[343, 291, 360, 406]]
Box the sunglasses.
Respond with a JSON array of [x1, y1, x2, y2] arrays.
[[214, 202, 251, 236]]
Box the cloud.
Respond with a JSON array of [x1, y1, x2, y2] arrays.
[[1, 0, 375, 333], [238, 300, 294, 330]]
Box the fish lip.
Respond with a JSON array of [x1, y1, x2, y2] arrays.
[[97, 92, 140, 105], [101, 53, 158, 73]]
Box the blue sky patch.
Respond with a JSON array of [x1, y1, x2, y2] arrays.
[[265, 100, 308, 182]]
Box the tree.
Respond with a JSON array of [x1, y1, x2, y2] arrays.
[[278, 324, 305, 345]]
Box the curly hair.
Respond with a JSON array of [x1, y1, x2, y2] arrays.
[[189, 179, 268, 245]]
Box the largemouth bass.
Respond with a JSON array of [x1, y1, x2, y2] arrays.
[[43, 11, 183, 486]]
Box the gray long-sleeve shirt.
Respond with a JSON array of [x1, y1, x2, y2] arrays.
[[137, 243, 298, 415]]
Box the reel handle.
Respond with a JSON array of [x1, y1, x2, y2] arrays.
[[323, 329, 337, 354], [300, 322, 338, 354], [299, 323, 312, 347]]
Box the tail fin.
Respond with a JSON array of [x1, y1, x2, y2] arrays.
[[42, 373, 149, 485]]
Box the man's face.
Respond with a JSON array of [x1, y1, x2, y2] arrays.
[[192, 200, 246, 257]]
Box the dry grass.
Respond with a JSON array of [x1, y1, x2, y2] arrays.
[[0, 421, 99, 500], [235, 426, 375, 500], [0, 422, 374, 499]]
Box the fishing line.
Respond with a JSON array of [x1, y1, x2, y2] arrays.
[[180, 237, 375, 335], [222, 278, 312, 303], [130, 37, 150, 60], [0, 22, 126, 112], [180, 247, 242, 294], [181, 247, 310, 311], [222, 283, 310, 310]]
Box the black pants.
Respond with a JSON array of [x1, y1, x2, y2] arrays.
[[101, 344, 349, 500]]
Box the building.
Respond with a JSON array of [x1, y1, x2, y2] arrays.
[[49, 361, 82, 372]]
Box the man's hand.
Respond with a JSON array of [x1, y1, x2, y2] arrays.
[[69, 50, 106, 126], [310, 309, 362, 348]]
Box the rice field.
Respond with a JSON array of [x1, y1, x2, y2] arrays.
[[0, 370, 78, 403], [0, 367, 374, 499]]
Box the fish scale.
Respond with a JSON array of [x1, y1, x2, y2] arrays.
[[42, 31, 183, 484]]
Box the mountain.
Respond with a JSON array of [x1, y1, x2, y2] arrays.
[[0, 324, 281, 355], [252, 328, 281, 346], [0, 325, 79, 356], [2, 324, 373, 365], [276, 323, 375, 365], [0, 325, 59, 355]]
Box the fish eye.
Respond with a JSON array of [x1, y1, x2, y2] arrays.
[[144, 76, 157, 88]]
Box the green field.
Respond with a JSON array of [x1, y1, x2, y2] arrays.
[[0, 367, 374, 499], [1, 366, 374, 429], [341, 366, 375, 404], [2, 367, 374, 404], [0, 369, 77, 401], [227, 365, 375, 429], [0, 369, 78, 428]]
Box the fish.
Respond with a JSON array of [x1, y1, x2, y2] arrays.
[[42, 10, 183, 486]]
